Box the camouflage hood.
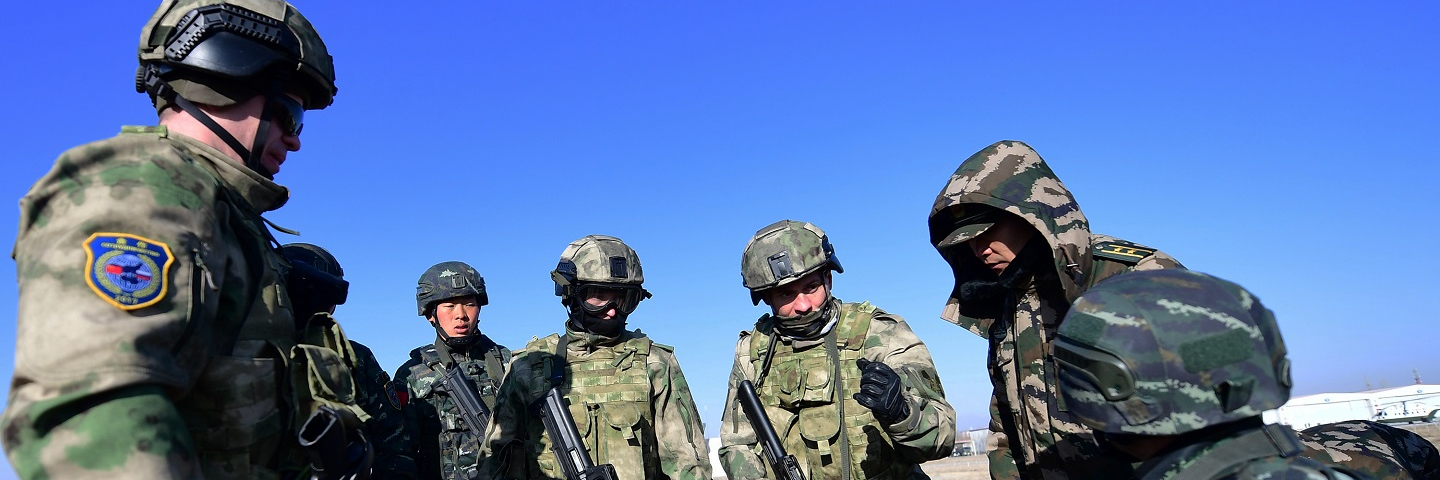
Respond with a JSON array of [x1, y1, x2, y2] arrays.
[[927, 140, 1091, 331]]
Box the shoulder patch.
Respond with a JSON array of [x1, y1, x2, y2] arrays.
[[653, 342, 675, 353], [1093, 241, 1156, 265], [384, 380, 409, 410], [83, 232, 175, 310]]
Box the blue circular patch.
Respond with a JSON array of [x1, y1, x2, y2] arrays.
[[103, 253, 154, 293]]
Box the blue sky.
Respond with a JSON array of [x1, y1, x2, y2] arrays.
[[2, 1, 1438, 476]]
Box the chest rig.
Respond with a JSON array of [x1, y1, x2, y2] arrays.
[[413, 340, 508, 480], [746, 301, 911, 480], [528, 333, 659, 480], [174, 169, 368, 480]]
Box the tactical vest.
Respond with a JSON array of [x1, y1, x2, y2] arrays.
[[527, 333, 663, 480], [170, 176, 361, 479], [410, 340, 509, 480], [746, 302, 911, 480]]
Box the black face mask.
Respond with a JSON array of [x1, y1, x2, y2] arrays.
[[772, 297, 835, 340], [568, 312, 627, 337], [954, 237, 1053, 318]]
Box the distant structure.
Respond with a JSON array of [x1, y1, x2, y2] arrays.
[[1264, 384, 1440, 429], [956, 427, 988, 456]]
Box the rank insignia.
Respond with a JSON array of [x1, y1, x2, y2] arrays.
[[83, 232, 175, 310], [385, 380, 410, 410]]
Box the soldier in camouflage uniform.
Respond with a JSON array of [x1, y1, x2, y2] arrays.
[[1052, 269, 1362, 480], [927, 140, 1184, 480], [281, 243, 417, 479], [1300, 420, 1440, 480], [1, 1, 356, 478], [478, 235, 711, 480], [720, 220, 955, 480], [395, 261, 511, 480]]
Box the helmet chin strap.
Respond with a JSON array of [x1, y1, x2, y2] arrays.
[[150, 72, 280, 180], [430, 320, 477, 348]]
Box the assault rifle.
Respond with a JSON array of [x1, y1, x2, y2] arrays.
[[536, 387, 619, 480], [437, 366, 493, 437], [738, 380, 806, 480]]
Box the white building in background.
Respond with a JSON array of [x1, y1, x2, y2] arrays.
[[1264, 384, 1440, 430]]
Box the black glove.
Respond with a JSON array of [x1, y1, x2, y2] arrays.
[[852, 358, 910, 425]]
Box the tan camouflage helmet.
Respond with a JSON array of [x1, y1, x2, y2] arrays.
[[740, 220, 843, 305], [552, 235, 652, 303], [137, 0, 338, 111]]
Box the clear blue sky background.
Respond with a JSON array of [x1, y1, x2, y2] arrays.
[[2, 1, 1438, 477]]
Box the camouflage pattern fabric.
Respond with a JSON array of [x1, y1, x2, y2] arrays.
[[351, 341, 417, 479], [926, 140, 1183, 480], [1301, 421, 1440, 480], [395, 336, 510, 480], [478, 327, 711, 480], [1140, 428, 1364, 480], [1051, 269, 1360, 480], [2, 126, 306, 479], [719, 300, 955, 480]]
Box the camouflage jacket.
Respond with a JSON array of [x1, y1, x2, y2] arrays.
[[719, 300, 955, 480], [477, 326, 711, 480], [395, 335, 510, 480], [3, 126, 314, 479], [1135, 423, 1361, 480], [1300, 420, 1440, 480], [927, 140, 1183, 480], [352, 340, 416, 479]]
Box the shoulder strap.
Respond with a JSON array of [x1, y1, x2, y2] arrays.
[[1169, 424, 1304, 480], [1092, 240, 1157, 265]]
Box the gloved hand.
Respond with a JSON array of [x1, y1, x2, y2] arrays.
[[853, 358, 910, 425]]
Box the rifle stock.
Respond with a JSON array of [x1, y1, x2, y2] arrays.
[[536, 387, 619, 480], [439, 366, 492, 437], [738, 380, 806, 480]]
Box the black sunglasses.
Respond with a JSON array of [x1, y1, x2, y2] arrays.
[[268, 95, 305, 136]]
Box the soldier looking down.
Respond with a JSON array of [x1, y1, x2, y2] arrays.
[[719, 220, 955, 480], [1053, 269, 1362, 480], [478, 235, 711, 480], [2, 0, 348, 478], [395, 261, 511, 480], [927, 140, 1184, 480]]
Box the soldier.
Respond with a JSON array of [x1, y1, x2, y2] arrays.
[[2, 1, 351, 479], [1301, 420, 1440, 480], [719, 220, 956, 480], [478, 235, 711, 480], [394, 261, 511, 480], [281, 243, 417, 479], [926, 140, 1184, 480], [1052, 269, 1362, 480]]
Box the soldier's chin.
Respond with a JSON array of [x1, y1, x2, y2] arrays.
[[262, 156, 284, 176]]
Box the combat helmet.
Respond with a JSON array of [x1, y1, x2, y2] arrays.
[[416, 261, 488, 317], [1052, 269, 1292, 436], [740, 220, 843, 305], [136, 0, 338, 178], [552, 235, 652, 318], [279, 243, 348, 312]]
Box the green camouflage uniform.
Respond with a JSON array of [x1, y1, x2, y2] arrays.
[[396, 336, 511, 480], [478, 327, 712, 480], [927, 140, 1184, 480], [719, 299, 955, 480], [352, 340, 417, 479], [2, 127, 353, 479], [1052, 270, 1359, 480], [1300, 421, 1440, 480]]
